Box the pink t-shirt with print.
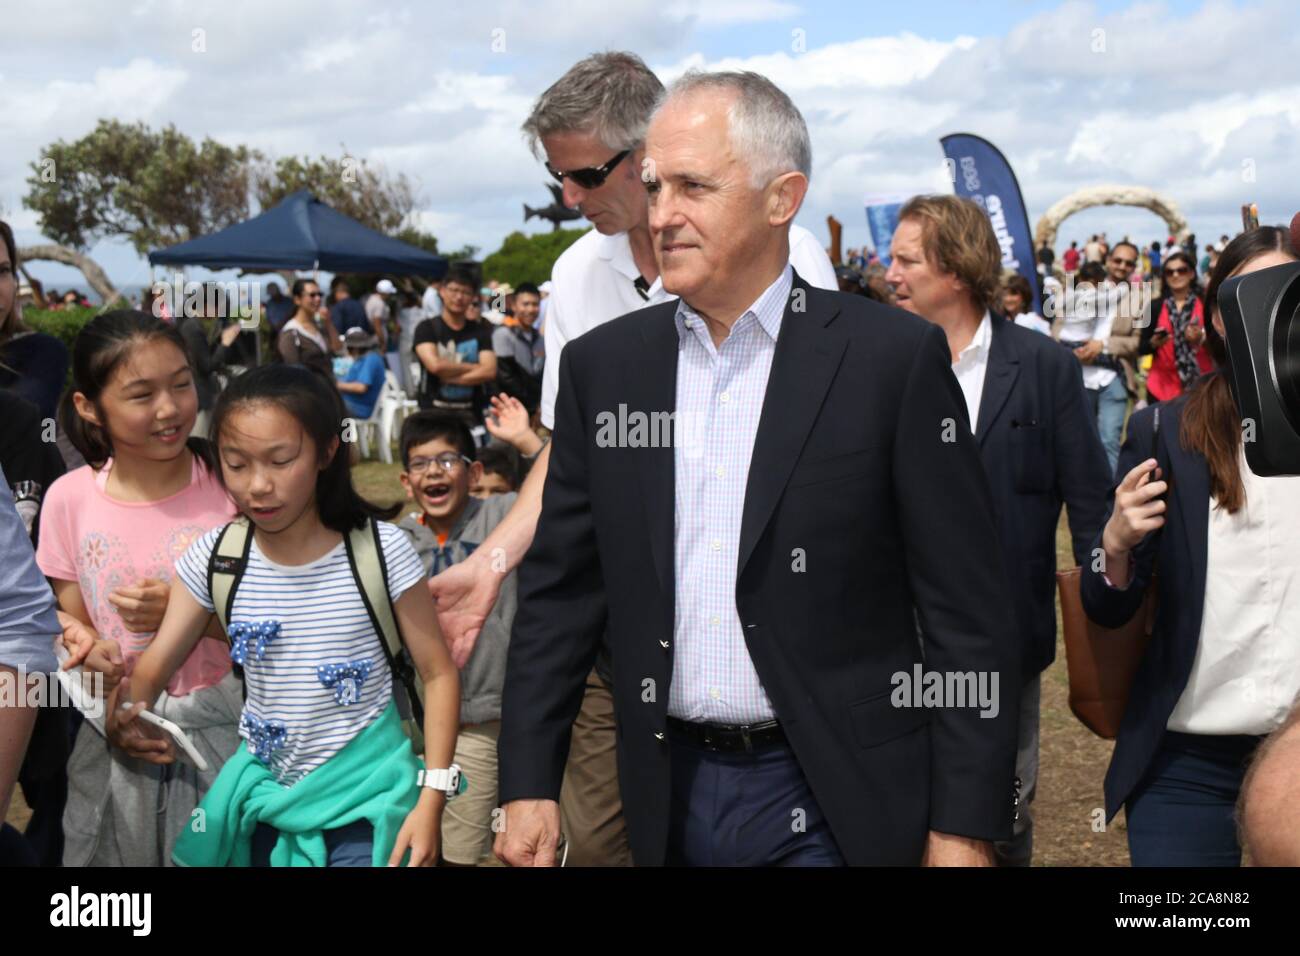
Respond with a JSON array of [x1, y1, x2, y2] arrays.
[[37, 453, 237, 697]]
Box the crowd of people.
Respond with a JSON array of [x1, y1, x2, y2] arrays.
[[2, 49, 1299, 870]]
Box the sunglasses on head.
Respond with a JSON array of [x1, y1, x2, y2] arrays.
[[546, 149, 630, 191]]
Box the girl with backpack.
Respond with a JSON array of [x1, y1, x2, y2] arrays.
[[116, 364, 460, 866]]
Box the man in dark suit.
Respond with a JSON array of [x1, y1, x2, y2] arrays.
[[495, 71, 1021, 866], [885, 195, 1112, 865]]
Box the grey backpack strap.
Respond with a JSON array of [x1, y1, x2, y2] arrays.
[[345, 519, 425, 753], [208, 517, 252, 639]]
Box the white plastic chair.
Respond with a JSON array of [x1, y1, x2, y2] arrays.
[[356, 372, 405, 463]]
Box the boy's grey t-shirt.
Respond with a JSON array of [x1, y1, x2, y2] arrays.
[[398, 492, 517, 726]]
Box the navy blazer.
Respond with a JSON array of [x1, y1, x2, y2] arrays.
[[500, 273, 1022, 865], [976, 317, 1112, 679], [1080, 395, 1213, 819]]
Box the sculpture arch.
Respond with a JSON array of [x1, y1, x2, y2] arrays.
[[1034, 185, 1190, 253]]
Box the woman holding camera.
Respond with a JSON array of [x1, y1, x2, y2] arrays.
[[1082, 226, 1300, 866]]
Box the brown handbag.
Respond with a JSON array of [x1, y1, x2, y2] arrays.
[[1056, 566, 1156, 739], [1057, 405, 1169, 739]]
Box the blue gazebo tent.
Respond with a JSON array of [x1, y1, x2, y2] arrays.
[[149, 190, 447, 277]]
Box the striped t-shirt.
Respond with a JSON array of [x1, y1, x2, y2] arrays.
[[176, 521, 424, 786]]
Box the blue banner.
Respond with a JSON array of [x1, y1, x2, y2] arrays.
[[864, 196, 905, 266], [940, 133, 1042, 316]]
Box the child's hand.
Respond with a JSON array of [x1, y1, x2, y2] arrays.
[[108, 578, 170, 633], [107, 677, 175, 764], [485, 394, 534, 448], [388, 798, 442, 867], [83, 639, 125, 694], [58, 611, 100, 669]]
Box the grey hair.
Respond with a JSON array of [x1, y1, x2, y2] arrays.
[[655, 70, 812, 188], [522, 52, 665, 159]]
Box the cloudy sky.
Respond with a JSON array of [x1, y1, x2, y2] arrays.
[[2, 0, 1297, 294]]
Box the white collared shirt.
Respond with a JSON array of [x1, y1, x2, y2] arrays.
[[1060, 285, 1118, 391], [1167, 450, 1300, 735], [539, 223, 835, 428], [669, 264, 792, 723], [951, 311, 993, 433]]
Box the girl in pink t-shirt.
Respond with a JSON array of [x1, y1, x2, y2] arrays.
[[36, 310, 241, 866]]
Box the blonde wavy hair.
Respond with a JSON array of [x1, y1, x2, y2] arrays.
[[897, 194, 1002, 311]]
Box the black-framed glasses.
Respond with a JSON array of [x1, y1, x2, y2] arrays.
[[1165, 266, 1191, 277], [546, 149, 630, 190], [1110, 257, 1137, 268], [407, 453, 471, 475]]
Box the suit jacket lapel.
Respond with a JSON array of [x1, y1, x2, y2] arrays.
[[737, 278, 847, 579], [632, 308, 681, 602], [976, 317, 1020, 444]]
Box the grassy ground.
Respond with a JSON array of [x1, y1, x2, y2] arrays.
[[7, 461, 1130, 865]]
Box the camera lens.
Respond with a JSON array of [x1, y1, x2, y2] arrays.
[[1272, 274, 1300, 436]]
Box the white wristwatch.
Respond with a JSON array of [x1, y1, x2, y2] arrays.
[[417, 764, 466, 800]]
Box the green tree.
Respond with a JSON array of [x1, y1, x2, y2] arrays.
[[24, 119, 257, 254], [481, 228, 588, 286], [393, 227, 478, 264]]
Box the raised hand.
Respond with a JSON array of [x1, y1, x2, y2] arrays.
[[1102, 457, 1167, 556], [485, 394, 540, 453]]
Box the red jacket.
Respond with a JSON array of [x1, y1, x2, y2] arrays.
[[1146, 297, 1213, 401]]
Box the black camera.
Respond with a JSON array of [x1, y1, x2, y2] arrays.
[[1217, 260, 1300, 476]]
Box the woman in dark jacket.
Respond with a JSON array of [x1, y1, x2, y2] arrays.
[[1082, 227, 1300, 866], [0, 221, 69, 421]]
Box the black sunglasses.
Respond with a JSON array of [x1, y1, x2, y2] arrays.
[[546, 149, 630, 190]]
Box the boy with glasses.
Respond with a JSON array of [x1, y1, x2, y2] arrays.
[[396, 412, 518, 866]]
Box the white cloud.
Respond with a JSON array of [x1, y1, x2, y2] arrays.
[[3, 0, 1298, 290]]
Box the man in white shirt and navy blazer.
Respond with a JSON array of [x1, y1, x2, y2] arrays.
[[885, 195, 1112, 865], [495, 73, 1022, 867]]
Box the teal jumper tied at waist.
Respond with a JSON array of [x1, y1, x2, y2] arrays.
[[173, 699, 421, 867]]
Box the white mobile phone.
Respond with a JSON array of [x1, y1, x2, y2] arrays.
[[120, 703, 210, 772]]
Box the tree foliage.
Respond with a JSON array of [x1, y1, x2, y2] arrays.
[[22, 121, 482, 285], [24, 119, 256, 255], [393, 227, 478, 264], [481, 228, 589, 286]]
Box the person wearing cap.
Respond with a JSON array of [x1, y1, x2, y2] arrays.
[[336, 327, 388, 420], [365, 279, 395, 350]]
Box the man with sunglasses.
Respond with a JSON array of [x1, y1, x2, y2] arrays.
[[1074, 241, 1146, 472], [428, 52, 835, 867]]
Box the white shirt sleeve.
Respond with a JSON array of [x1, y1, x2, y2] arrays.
[[788, 226, 838, 291], [539, 275, 573, 430], [378, 522, 427, 602]]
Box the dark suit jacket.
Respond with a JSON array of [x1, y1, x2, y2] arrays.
[[498, 272, 1022, 865], [976, 317, 1112, 679], [1080, 395, 1214, 819]]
